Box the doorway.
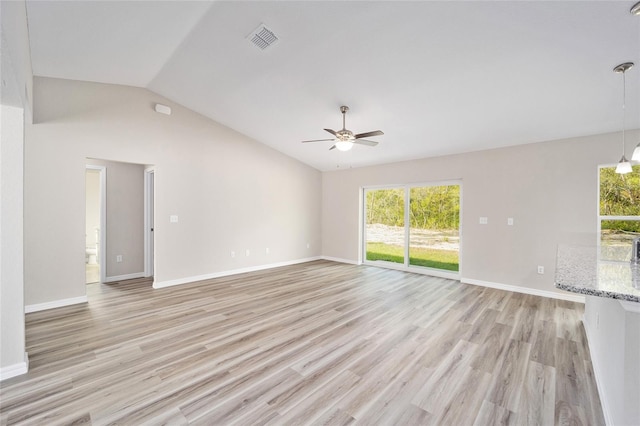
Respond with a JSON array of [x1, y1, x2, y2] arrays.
[[85, 165, 106, 284], [362, 181, 462, 279]]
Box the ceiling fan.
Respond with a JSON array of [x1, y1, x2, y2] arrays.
[[302, 106, 384, 151]]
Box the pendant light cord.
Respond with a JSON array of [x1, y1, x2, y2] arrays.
[[623, 68, 627, 156]]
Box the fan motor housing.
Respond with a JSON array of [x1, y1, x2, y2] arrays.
[[336, 129, 355, 141]]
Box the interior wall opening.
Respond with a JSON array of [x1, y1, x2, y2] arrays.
[[85, 159, 150, 285]]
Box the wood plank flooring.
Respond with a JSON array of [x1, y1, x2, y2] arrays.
[[0, 261, 605, 425]]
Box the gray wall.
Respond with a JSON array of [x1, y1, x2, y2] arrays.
[[25, 77, 322, 305], [322, 130, 636, 297]]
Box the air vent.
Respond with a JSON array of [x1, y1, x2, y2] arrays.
[[247, 23, 279, 50]]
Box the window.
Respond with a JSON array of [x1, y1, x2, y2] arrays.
[[598, 165, 640, 261], [363, 182, 461, 275]]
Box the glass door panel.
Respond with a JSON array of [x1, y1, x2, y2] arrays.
[[409, 185, 460, 271], [365, 188, 405, 264]]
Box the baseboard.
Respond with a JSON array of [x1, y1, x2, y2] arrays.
[[460, 278, 586, 303], [582, 316, 614, 426], [104, 272, 146, 283], [321, 256, 359, 265], [0, 352, 29, 381], [153, 257, 322, 289], [25, 296, 88, 313]]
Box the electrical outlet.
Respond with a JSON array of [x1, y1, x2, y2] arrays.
[[507, 217, 514, 226], [537, 265, 544, 274], [116, 255, 123, 263], [231, 251, 235, 258], [170, 215, 178, 223], [479, 217, 488, 225], [306, 243, 310, 249], [266, 247, 270, 255], [246, 249, 250, 257]]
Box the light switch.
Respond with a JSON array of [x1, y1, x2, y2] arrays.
[[170, 215, 178, 223], [479, 217, 488, 225], [507, 218, 514, 226]]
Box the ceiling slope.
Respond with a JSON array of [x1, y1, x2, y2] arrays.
[[26, 1, 640, 171]]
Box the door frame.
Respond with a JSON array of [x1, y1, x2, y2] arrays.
[[144, 167, 155, 278], [86, 165, 106, 284]]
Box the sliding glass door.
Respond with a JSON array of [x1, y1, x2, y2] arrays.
[[364, 182, 461, 276]]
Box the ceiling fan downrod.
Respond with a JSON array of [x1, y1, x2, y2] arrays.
[[340, 106, 349, 130]]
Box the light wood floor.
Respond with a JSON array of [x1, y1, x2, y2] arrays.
[[1, 261, 604, 425]]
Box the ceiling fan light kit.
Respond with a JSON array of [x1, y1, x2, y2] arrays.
[[335, 141, 354, 151], [301, 105, 384, 151]]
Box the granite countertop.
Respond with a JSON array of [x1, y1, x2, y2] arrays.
[[555, 245, 640, 303]]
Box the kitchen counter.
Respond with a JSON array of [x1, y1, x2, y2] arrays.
[[556, 245, 640, 424], [555, 245, 640, 303]]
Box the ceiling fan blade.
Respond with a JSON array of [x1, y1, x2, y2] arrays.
[[301, 138, 335, 143], [355, 130, 384, 139], [329, 145, 337, 150], [353, 139, 379, 147], [324, 128, 338, 136]]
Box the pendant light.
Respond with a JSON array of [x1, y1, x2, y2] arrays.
[[632, 139, 640, 162], [614, 62, 634, 174], [630, 3, 640, 161]]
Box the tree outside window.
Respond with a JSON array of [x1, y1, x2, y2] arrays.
[[599, 165, 640, 261]]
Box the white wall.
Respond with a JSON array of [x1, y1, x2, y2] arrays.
[[0, 0, 31, 379], [0, 105, 27, 379], [0, 1, 32, 113], [86, 159, 145, 279], [322, 131, 636, 297], [583, 297, 640, 425], [25, 77, 322, 305]]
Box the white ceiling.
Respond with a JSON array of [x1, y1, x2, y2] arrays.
[[26, 1, 640, 171]]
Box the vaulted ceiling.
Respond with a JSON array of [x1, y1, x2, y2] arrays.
[[26, 1, 640, 171]]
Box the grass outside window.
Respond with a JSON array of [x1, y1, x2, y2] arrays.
[[366, 242, 459, 271]]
